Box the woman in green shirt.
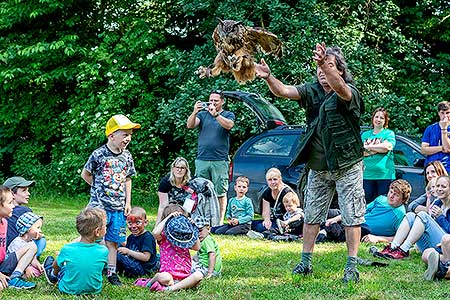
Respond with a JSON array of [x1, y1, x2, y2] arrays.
[[361, 107, 396, 204]]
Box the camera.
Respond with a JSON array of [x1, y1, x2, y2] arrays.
[[201, 102, 209, 109]]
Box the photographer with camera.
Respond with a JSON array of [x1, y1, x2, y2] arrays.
[[187, 90, 235, 225]]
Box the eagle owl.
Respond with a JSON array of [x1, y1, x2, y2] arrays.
[[197, 19, 283, 84]]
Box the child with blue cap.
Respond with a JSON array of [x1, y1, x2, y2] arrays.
[[8, 212, 44, 278]]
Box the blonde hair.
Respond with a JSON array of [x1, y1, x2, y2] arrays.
[[130, 206, 147, 219], [76, 207, 106, 238], [436, 176, 450, 207], [266, 168, 282, 180], [283, 192, 299, 206], [169, 157, 191, 186], [0, 185, 11, 206], [390, 179, 412, 204], [426, 178, 437, 192], [236, 176, 249, 186]]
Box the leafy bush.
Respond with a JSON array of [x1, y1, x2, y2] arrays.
[[1, 0, 449, 194]]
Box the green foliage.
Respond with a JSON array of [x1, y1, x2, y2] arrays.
[[0, 0, 449, 193]]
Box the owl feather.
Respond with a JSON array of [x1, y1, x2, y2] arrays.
[[197, 19, 283, 84]]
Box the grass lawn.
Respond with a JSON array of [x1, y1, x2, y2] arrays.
[[2, 194, 448, 300]]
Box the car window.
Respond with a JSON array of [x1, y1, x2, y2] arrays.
[[246, 134, 298, 157], [394, 140, 423, 167]]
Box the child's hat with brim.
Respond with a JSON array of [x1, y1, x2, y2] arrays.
[[105, 114, 141, 137], [164, 215, 199, 249], [16, 212, 43, 236]]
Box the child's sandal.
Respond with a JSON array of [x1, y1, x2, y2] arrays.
[[134, 277, 153, 287]]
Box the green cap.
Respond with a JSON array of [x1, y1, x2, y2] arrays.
[[3, 176, 35, 190]]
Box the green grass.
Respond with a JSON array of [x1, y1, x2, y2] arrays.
[[3, 195, 449, 300]]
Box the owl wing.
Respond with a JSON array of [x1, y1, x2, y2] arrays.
[[212, 27, 222, 52], [247, 27, 283, 57]]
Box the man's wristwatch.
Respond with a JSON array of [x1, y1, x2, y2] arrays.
[[214, 113, 220, 118]]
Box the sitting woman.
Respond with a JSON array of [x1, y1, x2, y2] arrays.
[[156, 157, 192, 225], [408, 160, 447, 213], [361, 107, 396, 204], [156, 157, 221, 227], [375, 175, 450, 259], [249, 168, 296, 234]]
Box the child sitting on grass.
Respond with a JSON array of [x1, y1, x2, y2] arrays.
[[0, 185, 37, 290], [134, 204, 203, 292], [276, 193, 304, 235], [3, 176, 46, 258], [193, 222, 222, 278], [43, 207, 108, 295], [117, 206, 159, 277], [213, 176, 254, 235], [7, 212, 44, 278]]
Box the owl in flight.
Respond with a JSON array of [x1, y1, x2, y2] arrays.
[[197, 19, 283, 84]]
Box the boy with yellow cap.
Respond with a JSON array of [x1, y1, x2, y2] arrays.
[[81, 114, 140, 286]]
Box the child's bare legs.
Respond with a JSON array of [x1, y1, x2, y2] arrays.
[[150, 271, 203, 292], [13, 242, 37, 275], [8, 242, 37, 288], [106, 241, 118, 276], [167, 271, 203, 292], [151, 272, 174, 287]]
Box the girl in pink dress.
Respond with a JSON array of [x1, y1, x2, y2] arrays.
[[134, 204, 203, 292]]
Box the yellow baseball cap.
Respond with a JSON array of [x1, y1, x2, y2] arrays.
[[105, 114, 141, 137]]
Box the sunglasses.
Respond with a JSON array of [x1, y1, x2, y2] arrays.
[[210, 89, 224, 99]]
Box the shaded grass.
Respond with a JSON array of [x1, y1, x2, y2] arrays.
[[2, 194, 448, 299]]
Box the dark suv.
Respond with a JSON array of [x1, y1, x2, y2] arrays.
[[224, 91, 426, 213]]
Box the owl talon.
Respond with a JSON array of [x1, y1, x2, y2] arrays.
[[196, 66, 211, 79]]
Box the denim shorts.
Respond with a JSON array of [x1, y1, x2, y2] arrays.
[[406, 211, 446, 253], [105, 210, 127, 244], [195, 160, 229, 197], [304, 161, 365, 226], [191, 260, 220, 278], [0, 252, 18, 275]]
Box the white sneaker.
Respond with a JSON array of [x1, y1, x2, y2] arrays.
[[246, 230, 264, 239], [276, 219, 285, 234]]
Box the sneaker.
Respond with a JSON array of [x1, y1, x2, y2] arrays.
[[342, 267, 360, 283], [276, 219, 285, 234], [8, 277, 36, 289], [424, 251, 440, 281], [316, 233, 327, 243], [292, 262, 313, 275], [43, 255, 58, 284], [107, 273, 122, 286], [150, 281, 167, 292], [379, 244, 394, 255], [385, 247, 409, 259], [246, 230, 264, 239], [435, 260, 450, 280], [372, 244, 394, 259]]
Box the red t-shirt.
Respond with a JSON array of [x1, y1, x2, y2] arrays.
[[0, 218, 7, 263]]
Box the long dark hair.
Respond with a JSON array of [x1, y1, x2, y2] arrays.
[[326, 46, 354, 84]]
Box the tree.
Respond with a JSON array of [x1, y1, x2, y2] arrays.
[[1, 0, 448, 196]]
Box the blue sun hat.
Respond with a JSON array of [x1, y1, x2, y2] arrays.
[[164, 215, 199, 249], [16, 212, 43, 236]]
